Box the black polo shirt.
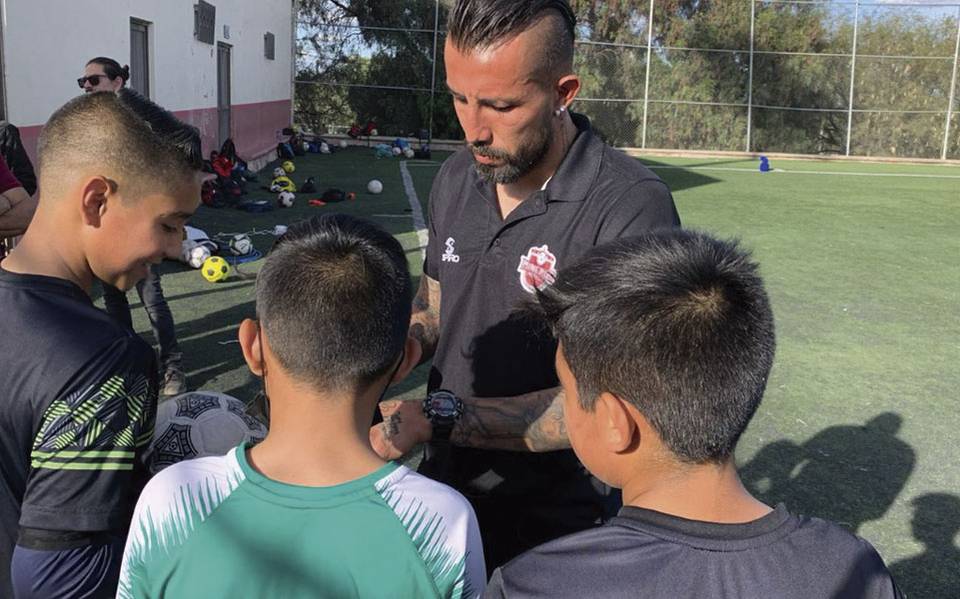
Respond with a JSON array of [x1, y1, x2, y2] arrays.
[[423, 113, 680, 499]]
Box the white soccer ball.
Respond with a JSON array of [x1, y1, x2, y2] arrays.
[[339, 140, 347, 149], [367, 179, 383, 194], [188, 245, 212, 269], [369, 128, 378, 136], [147, 391, 268, 474], [403, 147, 415, 159], [320, 142, 331, 154], [391, 147, 402, 156], [228, 233, 253, 256], [278, 190, 296, 208], [180, 239, 199, 264], [273, 166, 286, 178]]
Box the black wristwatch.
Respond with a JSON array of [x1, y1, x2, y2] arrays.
[[422, 389, 463, 442]]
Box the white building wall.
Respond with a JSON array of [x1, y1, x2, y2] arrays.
[[1, 0, 293, 163]]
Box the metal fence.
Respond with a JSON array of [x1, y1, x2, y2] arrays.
[[295, 0, 960, 160]]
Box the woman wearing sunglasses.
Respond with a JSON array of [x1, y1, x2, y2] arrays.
[[79, 56, 187, 397], [78, 57, 130, 93]]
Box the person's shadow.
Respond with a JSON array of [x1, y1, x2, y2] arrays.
[[889, 493, 960, 598], [739, 412, 915, 532]]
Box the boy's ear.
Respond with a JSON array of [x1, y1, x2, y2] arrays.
[[238, 319, 265, 377], [595, 392, 637, 454], [79, 177, 112, 227], [389, 336, 423, 385]]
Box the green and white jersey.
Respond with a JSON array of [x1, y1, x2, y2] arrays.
[[117, 445, 485, 598]]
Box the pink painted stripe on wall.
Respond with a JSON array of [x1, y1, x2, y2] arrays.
[[16, 98, 292, 179]]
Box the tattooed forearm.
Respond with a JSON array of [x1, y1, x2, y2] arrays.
[[410, 275, 441, 365], [450, 388, 570, 452]]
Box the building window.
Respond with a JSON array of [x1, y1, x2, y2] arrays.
[[195, 1, 216, 45], [264, 32, 275, 60], [130, 19, 150, 98]]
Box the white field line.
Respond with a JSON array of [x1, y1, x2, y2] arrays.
[[399, 160, 430, 260], [644, 165, 960, 180]]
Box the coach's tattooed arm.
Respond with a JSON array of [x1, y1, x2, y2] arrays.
[[371, 387, 570, 459], [451, 387, 569, 452], [409, 274, 441, 365]]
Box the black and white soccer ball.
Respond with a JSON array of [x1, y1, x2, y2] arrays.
[[277, 190, 296, 208], [273, 166, 286, 178], [147, 391, 268, 474], [228, 233, 253, 256]]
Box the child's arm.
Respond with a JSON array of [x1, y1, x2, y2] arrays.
[[0, 153, 35, 237], [0, 186, 37, 237]]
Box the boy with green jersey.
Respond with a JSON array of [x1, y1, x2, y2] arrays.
[[118, 214, 485, 598]]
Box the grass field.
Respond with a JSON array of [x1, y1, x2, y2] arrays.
[[114, 148, 959, 598]]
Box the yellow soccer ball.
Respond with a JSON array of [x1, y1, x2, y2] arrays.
[[281, 160, 295, 174], [201, 256, 231, 283]]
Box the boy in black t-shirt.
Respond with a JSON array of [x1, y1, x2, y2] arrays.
[[485, 230, 902, 599], [0, 90, 203, 598]]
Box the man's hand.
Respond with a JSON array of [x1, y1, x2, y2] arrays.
[[369, 399, 432, 460]]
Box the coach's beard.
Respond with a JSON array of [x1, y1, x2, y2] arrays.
[[470, 122, 553, 185]]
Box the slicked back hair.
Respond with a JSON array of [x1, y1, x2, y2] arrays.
[[256, 214, 412, 393], [86, 56, 130, 85], [537, 230, 776, 464], [38, 89, 203, 200], [447, 0, 576, 80]]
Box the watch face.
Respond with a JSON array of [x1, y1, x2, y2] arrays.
[[427, 391, 458, 418]]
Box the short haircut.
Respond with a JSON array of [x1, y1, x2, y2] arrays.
[[447, 0, 576, 79], [537, 230, 776, 464], [38, 90, 203, 200], [256, 214, 412, 392], [86, 56, 130, 85]]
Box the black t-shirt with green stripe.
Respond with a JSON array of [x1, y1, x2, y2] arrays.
[[0, 269, 157, 595]]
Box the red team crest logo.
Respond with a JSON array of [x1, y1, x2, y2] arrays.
[[517, 245, 558, 294]]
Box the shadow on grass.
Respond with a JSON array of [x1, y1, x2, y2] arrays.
[[738, 412, 941, 595], [634, 158, 724, 194], [889, 493, 960, 599], [740, 412, 914, 532]]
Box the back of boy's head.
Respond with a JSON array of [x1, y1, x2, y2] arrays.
[[537, 229, 775, 464], [37, 89, 203, 201], [256, 213, 412, 393]]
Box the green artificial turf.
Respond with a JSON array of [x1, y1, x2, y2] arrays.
[[117, 148, 959, 597]]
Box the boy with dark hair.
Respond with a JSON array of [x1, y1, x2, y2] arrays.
[[485, 230, 902, 598], [118, 214, 486, 599], [0, 89, 203, 598]]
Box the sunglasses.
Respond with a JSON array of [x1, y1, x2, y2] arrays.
[[77, 74, 112, 88]]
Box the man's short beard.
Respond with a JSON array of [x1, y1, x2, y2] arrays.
[[471, 116, 554, 185]]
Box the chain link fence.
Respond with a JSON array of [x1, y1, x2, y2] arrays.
[[295, 0, 960, 160]]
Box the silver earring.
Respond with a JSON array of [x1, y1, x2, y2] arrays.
[[555, 106, 566, 116]]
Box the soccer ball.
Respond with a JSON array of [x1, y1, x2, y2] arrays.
[[273, 166, 286, 178], [403, 147, 415, 159], [201, 256, 231, 282], [391, 147, 402, 157], [228, 233, 253, 256], [320, 142, 331, 154], [370, 128, 378, 136], [339, 140, 347, 149], [146, 391, 268, 474], [180, 239, 199, 263], [187, 245, 212, 269], [367, 179, 383, 194], [282, 160, 295, 174], [277, 190, 296, 208]]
